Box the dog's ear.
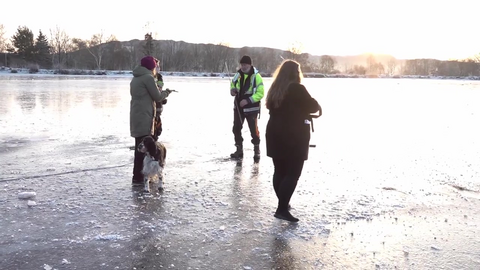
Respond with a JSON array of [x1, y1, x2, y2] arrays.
[[143, 136, 154, 147], [144, 136, 152, 143], [146, 143, 155, 157]]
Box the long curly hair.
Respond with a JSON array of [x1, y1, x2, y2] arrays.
[[266, 59, 303, 110]]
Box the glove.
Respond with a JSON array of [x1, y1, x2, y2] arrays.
[[230, 88, 238, 96], [162, 99, 168, 105], [239, 99, 249, 107]]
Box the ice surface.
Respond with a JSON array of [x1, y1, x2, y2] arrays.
[[0, 74, 479, 269]]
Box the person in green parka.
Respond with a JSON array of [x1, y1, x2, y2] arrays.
[[130, 56, 172, 185]]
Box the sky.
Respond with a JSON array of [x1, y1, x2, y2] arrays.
[[2, 0, 479, 60]]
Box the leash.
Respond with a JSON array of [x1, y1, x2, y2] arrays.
[[0, 163, 131, 183]]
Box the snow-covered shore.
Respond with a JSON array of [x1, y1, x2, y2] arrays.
[[2, 66, 480, 80]]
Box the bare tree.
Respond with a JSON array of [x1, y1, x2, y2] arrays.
[[142, 22, 160, 57], [162, 40, 187, 70], [366, 54, 376, 73], [365, 54, 387, 75], [49, 26, 70, 68], [0, 24, 6, 50], [287, 41, 304, 60], [71, 38, 87, 50], [203, 43, 219, 72], [386, 56, 397, 75], [353, 65, 367, 75], [87, 31, 117, 70], [0, 24, 7, 66], [224, 43, 237, 73], [143, 21, 158, 39], [319, 55, 336, 74], [262, 48, 279, 73], [216, 42, 231, 72], [143, 32, 156, 56], [375, 62, 385, 75], [125, 40, 141, 70], [457, 59, 479, 76], [170, 41, 191, 71], [190, 44, 203, 72], [474, 53, 480, 63], [68, 38, 89, 69]]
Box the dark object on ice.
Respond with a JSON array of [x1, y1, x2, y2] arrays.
[[132, 173, 144, 185], [131, 179, 143, 186], [230, 144, 243, 159], [254, 144, 260, 161], [451, 184, 477, 192], [274, 210, 299, 222]]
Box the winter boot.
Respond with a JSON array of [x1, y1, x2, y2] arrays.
[[230, 145, 243, 159], [253, 144, 260, 160], [132, 175, 144, 186], [274, 210, 299, 222]]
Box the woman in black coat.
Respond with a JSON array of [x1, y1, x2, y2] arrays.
[[265, 59, 322, 222]]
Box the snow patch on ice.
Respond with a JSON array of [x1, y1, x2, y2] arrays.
[[94, 234, 125, 241]]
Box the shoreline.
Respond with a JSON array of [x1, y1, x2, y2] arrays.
[[1, 66, 480, 80]]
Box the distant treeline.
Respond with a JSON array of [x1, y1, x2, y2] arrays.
[[1, 26, 479, 76]]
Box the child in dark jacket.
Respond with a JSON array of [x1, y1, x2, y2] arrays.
[[153, 59, 167, 141]]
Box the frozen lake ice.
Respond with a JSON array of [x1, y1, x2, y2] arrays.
[[1, 74, 479, 269]]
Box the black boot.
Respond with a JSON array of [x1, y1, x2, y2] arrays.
[[132, 175, 144, 186], [253, 144, 260, 160], [274, 210, 299, 222], [230, 145, 243, 159]]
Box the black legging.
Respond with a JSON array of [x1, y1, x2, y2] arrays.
[[272, 158, 305, 212], [133, 135, 148, 180]]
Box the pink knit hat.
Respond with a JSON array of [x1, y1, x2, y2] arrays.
[[141, 56, 156, 70]]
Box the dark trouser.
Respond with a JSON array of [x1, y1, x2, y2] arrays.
[[153, 114, 162, 141], [233, 108, 260, 146], [153, 103, 163, 141], [132, 135, 148, 181], [272, 158, 305, 212]]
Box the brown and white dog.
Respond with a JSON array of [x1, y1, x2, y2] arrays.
[[137, 136, 167, 192]]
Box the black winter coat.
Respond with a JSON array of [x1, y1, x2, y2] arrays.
[[266, 83, 321, 160]]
